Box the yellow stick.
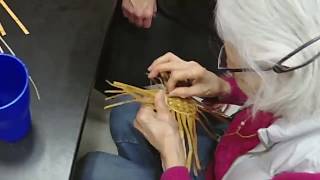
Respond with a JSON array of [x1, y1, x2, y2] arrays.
[[181, 114, 193, 170], [104, 90, 125, 93], [105, 93, 128, 101], [176, 113, 187, 159], [189, 116, 201, 170], [104, 99, 138, 110], [0, 23, 6, 36], [0, 0, 30, 35]]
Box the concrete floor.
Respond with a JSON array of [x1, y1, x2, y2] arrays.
[[77, 89, 117, 160], [77, 0, 117, 160]]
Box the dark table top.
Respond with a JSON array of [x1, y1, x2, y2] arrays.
[[0, 0, 112, 179]]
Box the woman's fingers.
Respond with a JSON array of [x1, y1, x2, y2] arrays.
[[122, 0, 156, 28], [147, 53, 219, 98], [141, 7, 154, 28], [136, 105, 156, 124], [123, 8, 129, 18], [133, 119, 147, 136], [127, 11, 136, 24], [150, 61, 207, 92], [169, 85, 202, 98], [148, 52, 181, 71], [123, 0, 136, 24], [166, 70, 192, 92], [133, 119, 142, 132], [136, 17, 144, 27], [135, 8, 152, 27], [154, 91, 171, 121], [122, 0, 131, 18], [148, 61, 184, 79], [153, 3, 157, 17], [143, 17, 152, 28]]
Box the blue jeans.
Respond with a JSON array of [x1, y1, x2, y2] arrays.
[[76, 97, 226, 180]]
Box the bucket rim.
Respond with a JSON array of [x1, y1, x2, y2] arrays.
[[0, 54, 29, 110]]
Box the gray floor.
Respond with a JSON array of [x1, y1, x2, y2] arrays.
[[77, 0, 117, 159], [77, 89, 117, 160]]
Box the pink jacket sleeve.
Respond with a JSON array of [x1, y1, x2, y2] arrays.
[[218, 76, 247, 105], [203, 76, 247, 106], [273, 172, 320, 180], [161, 167, 191, 180]]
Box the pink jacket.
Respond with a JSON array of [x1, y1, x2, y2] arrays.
[[161, 77, 320, 180]]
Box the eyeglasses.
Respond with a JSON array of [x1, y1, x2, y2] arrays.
[[217, 35, 320, 73]]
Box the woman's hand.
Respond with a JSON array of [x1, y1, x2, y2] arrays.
[[134, 91, 185, 169], [122, 0, 157, 28], [148, 52, 231, 98]]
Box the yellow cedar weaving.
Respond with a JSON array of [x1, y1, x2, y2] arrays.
[[0, 23, 6, 36], [104, 79, 230, 175], [0, 0, 30, 35]]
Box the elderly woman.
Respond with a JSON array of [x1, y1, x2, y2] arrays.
[[76, 0, 320, 179]]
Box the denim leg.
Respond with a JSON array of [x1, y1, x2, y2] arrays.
[[75, 152, 159, 180]]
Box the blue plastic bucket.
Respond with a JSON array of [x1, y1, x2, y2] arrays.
[[0, 54, 31, 142]]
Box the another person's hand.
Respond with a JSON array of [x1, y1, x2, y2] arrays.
[[148, 52, 231, 98], [122, 0, 157, 28], [134, 91, 185, 169]]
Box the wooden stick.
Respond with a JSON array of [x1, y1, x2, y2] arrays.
[[104, 99, 137, 110], [0, 23, 6, 36], [104, 90, 125, 94], [105, 93, 128, 101], [176, 113, 187, 159], [181, 115, 193, 170], [189, 116, 201, 170], [0, 0, 29, 35]]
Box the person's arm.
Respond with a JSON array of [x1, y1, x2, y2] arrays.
[[202, 76, 247, 109], [161, 167, 191, 180], [135, 91, 188, 179], [220, 76, 247, 105], [273, 172, 320, 180]]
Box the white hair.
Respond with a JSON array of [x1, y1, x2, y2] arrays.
[[215, 0, 320, 120]]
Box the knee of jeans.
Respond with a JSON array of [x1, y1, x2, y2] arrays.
[[110, 97, 141, 143], [76, 152, 160, 180], [75, 152, 119, 180], [82, 152, 116, 164], [75, 152, 104, 180]]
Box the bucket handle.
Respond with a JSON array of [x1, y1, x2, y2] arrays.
[[0, 36, 40, 100]]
